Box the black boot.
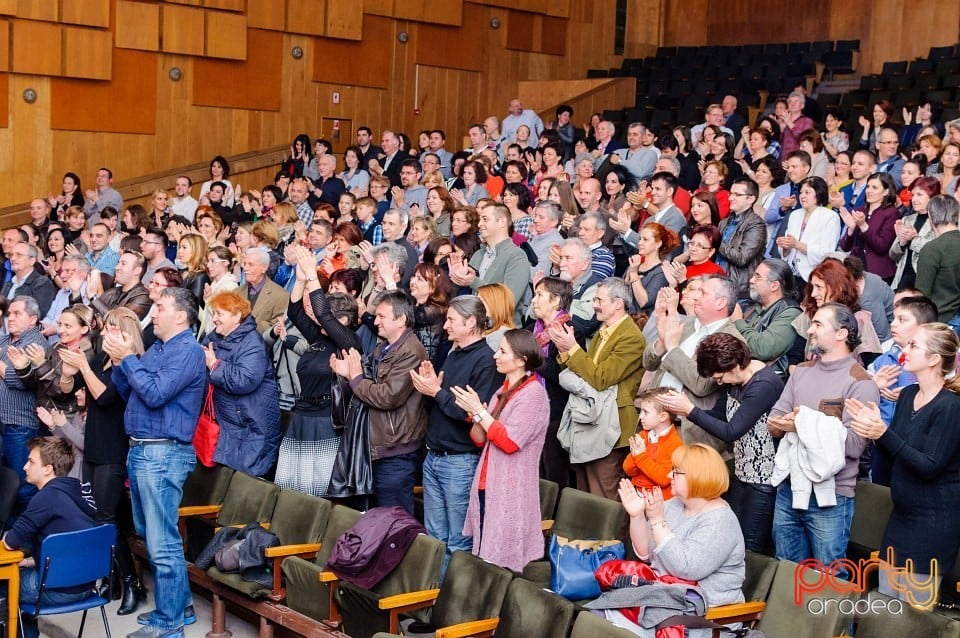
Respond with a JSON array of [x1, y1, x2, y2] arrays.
[[117, 575, 143, 616]]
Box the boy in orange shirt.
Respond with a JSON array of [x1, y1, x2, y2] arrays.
[[623, 388, 684, 499]]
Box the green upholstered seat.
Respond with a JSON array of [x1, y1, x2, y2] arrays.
[[855, 591, 960, 638], [282, 503, 364, 621], [539, 479, 560, 522], [757, 559, 858, 638], [570, 609, 639, 638], [206, 489, 331, 598], [744, 550, 778, 602], [522, 487, 626, 586]]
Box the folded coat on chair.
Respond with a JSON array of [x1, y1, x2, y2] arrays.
[[325, 506, 427, 589]]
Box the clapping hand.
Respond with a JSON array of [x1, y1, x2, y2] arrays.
[[642, 486, 666, 521], [846, 398, 887, 440], [102, 331, 135, 364], [37, 406, 67, 429], [547, 322, 577, 353], [25, 343, 46, 367], [872, 364, 901, 390], [410, 360, 444, 398], [450, 385, 484, 415], [59, 348, 90, 376], [618, 479, 646, 519], [6, 346, 30, 370], [329, 348, 363, 380], [203, 343, 217, 370], [609, 202, 633, 234], [628, 433, 646, 457]]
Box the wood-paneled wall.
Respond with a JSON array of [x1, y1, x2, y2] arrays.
[[661, 0, 960, 74], [0, 0, 641, 210]]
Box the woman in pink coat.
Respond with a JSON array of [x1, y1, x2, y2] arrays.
[[452, 329, 550, 572]]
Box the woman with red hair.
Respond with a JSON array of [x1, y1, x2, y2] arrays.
[[624, 222, 680, 314]]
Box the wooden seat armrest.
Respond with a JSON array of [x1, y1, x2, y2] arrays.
[[435, 618, 499, 638], [414, 486, 424, 495], [318, 571, 340, 583], [213, 521, 271, 533], [377, 588, 441, 611], [705, 601, 766, 622], [179, 504, 222, 518], [541, 519, 555, 532], [0, 549, 24, 565], [264, 543, 322, 558]]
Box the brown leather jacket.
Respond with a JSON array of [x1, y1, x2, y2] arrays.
[[349, 330, 427, 459]]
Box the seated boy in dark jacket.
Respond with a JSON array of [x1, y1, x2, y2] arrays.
[[2, 436, 97, 638]]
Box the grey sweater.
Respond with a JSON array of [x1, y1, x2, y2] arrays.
[[651, 499, 745, 608], [769, 355, 879, 498]]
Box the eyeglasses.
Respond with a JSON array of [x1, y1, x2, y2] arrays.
[[904, 340, 930, 353], [729, 191, 752, 198], [669, 467, 686, 476], [688, 242, 712, 250]]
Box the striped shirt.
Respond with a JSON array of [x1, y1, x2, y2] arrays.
[[0, 325, 47, 428]]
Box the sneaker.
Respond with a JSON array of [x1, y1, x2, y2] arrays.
[[136, 605, 196, 626], [125, 626, 184, 638]]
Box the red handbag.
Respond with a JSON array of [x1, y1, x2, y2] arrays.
[[193, 384, 219, 467]]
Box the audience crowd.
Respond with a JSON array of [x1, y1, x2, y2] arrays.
[[4, 94, 960, 637]]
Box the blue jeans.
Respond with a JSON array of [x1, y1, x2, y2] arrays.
[[422, 452, 479, 561], [1, 424, 39, 511], [127, 442, 195, 630], [372, 451, 419, 515], [773, 483, 854, 569], [948, 313, 960, 338], [17, 567, 91, 638]]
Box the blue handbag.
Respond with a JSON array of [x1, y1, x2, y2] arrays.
[[548, 534, 625, 600]]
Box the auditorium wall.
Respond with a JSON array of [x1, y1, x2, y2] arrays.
[[661, 0, 960, 75], [0, 0, 644, 209]]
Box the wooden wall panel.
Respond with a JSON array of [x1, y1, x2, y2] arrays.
[[285, 0, 325, 36], [194, 29, 281, 110], [363, 0, 394, 17], [205, 10, 246, 59], [10, 20, 61, 75], [624, 0, 661, 59], [161, 4, 205, 56], [0, 0, 13, 16], [423, 0, 463, 26], [246, 0, 284, 30], [116, 1, 161, 51], [62, 26, 113, 79], [0, 20, 8, 70], [0, 73, 7, 127], [2, 76, 52, 201], [506, 10, 535, 52], [662, 0, 708, 47], [203, 0, 244, 11], [416, 20, 484, 71], [16, 0, 57, 22], [313, 15, 393, 88], [61, 0, 110, 27], [326, 0, 364, 40], [51, 49, 157, 133]]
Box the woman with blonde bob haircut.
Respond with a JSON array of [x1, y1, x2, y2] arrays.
[[614, 443, 745, 621], [477, 283, 515, 352]]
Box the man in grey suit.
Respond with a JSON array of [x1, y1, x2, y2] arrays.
[[642, 275, 744, 448], [449, 203, 530, 323]]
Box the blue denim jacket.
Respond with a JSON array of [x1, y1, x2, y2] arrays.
[[114, 328, 206, 442]]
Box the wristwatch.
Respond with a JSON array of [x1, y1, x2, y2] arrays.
[[472, 409, 488, 423]]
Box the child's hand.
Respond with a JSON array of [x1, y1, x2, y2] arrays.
[[629, 433, 646, 456]]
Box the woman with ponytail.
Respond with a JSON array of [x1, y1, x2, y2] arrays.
[[848, 322, 960, 605]]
